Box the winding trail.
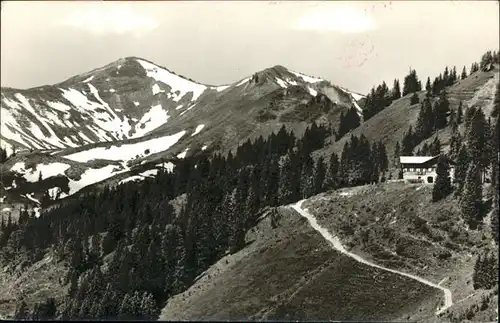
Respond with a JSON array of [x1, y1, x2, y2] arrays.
[[290, 199, 453, 316]]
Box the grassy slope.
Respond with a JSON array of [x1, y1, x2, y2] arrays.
[[0, 250, 69, 318], [160, 206, 442, 321], [303, 182, 498, 322], [314, 66, 499, 165]]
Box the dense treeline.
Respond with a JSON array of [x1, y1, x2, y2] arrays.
[[337, 106, 361, 139], [393, 50, 499, 236], [1, 123, 387, 320], [362, 49, 499, 124], [362, 81, 394, 121]]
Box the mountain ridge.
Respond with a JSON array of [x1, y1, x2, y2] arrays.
[[1, 57, 362, 209]]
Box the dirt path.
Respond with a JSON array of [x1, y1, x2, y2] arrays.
[[289, 199, 453, 316]]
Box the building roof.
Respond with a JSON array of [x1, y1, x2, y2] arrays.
[[399, 156, 438, 164]]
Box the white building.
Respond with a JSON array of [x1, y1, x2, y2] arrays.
[[400, 155, 455, 184]]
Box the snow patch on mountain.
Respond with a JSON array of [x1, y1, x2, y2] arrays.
[[191, 124, 205, 137], [87, 83, 131, 138], [215, 85, 230, 92], [275, 78, 288, 88], [83, 75, 94, 83], [11, 162, 71, 182], [308, 87, 318, 96], [152, 83, 163, 95], [46, 101, 71, 112], [290, 71, 323, 83], [119, 175, 143, 184], [25, 193, 40, 205], [201, 145, 208, 151], [340, 87, 365, 102], [177, 148, 189, 159], [64, 130, 187, 163], [68, 165, 121, 195], [132, 104, 170, 139], [179, 103, 197, 116], [137, 59, 207, 102], [156, 162, 175, 172], [236, 77, 250, 87], [118, 168, 159, 185], [4, 94, 67, 148]]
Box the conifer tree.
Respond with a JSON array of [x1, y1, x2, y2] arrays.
[[278, 155, 294, 204], [403, 68, 421, 96], [313, 156, 327, 194], [461, 66, 468, 80], [377, 141, 389, 173], [443, 66, 449, 85], [324, 152, 339, 190], [449, 125, 462, 160], [466, 108, 488, 172], [451, 66, 457, 84], [415, 98, 434, 140], [473, 250, 499, 290], [300, 154, 315, 198], [454, 144, 470, 195], [457, 101, 464, 124], [401, 126, 415, 155], [433, 91, 450, 130], [432, 155, 452, 202], [392, 79, 401, 100], [460, 162, 483, 229], [410, 93, 419, 105], [429, 137, 442, 156], [421, 142, 430, 156], [393, 142, 401, 168], [425, 77, 431, 93]]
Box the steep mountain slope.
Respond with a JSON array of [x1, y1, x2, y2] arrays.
[[1, 58, 360, 155], [1, 58, 363, 210], [160, 197, 442, 321], [313, 65, 499, 165], [159, 183, 497, 322]]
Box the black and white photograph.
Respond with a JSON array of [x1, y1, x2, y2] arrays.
[[0, 0, 499, 321]]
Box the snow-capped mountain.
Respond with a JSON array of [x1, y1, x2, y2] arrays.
[[0, 57, 364, 204], [1, 57, 362, 155]]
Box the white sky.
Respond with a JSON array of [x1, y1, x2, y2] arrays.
[[1, 1, 499, 93]]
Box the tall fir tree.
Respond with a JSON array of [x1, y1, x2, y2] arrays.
[[449, 125, 462, 160], [324, 152, 339, 190], [432, 155, 452, 202], [425, 77, 431, 93], [466, 108, 488, 174], [410, 93, 420, 105], [392, 79, 401, 100], [457, 101, 464, 124], [461, 66, 468, 80], [393, 142, 401, 168], [313, 156, 327, 195], [460, 162, 483, 229], [401, 126, 415, 155], [429, 137, 442, 156], [433, 91, 450, 130]]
